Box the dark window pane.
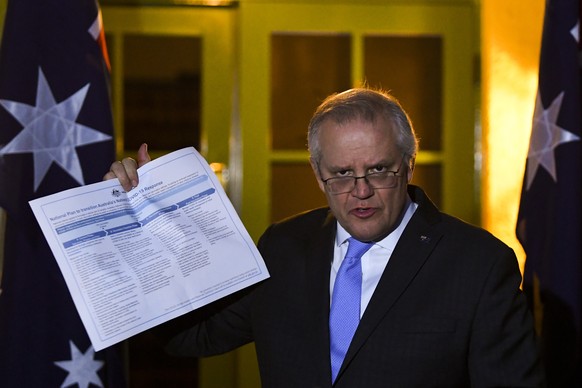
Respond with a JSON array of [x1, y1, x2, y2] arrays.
[[364, 35, 442, 151], [124, 35, 201, 150], [271, 34, 351, 150], [271, 163, 327, 222], [410, 163, 442, 208]]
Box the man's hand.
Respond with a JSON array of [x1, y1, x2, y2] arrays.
[[103, 143, 151, 192]]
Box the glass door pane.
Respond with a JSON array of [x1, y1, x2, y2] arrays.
[[270, 33, 351, 222], [123, 35, 202, 152], [271, 33, 351, 150]]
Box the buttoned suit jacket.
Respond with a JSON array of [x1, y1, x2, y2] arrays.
[[165, 185, 544, 387]]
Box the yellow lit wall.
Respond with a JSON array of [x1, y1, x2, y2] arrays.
[[481, 0, 545, 272]]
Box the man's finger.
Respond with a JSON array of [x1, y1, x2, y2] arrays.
[[104, 160, 133, 192], [103, 144, 151, 192], [136, 143, 151, 168], [119, 157, 139, 189]]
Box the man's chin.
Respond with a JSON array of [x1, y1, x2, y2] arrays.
[[343, 226, 385, 243]]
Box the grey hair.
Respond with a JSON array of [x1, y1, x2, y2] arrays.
[[307, 88, 419, 169]]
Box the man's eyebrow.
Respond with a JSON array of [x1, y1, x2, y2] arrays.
[[321, 156, 399, 171], [364, 159, 395, 168], [324, 166, 352, 174]]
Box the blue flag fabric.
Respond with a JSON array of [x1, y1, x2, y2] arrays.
[[0, 0, 126, 386], [516, 0, 582, 385]]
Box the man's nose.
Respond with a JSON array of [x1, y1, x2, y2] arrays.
[[351, 176, 373, 198]]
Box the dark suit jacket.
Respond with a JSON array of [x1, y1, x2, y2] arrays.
[[165, 185, 544, 387]]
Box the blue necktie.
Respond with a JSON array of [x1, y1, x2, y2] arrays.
[[329, 237, 374, 383]]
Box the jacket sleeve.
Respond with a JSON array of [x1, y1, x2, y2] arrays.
[[158, 284, 256, 357]]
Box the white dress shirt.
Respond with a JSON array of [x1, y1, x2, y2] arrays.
[[330, 197, 418, 318]]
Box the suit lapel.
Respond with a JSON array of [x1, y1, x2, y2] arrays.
[[340, 186, 443, 378], [304, 211, 336, 384]]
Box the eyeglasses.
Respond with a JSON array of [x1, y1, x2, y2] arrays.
[[320, 157, 406, 195]]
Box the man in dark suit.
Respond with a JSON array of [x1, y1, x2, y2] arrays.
[[106, 88, 544, 387]]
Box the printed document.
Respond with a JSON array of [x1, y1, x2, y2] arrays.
[[29, 147, 269, 351]]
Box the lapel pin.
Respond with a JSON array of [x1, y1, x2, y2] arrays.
[[419, 235, 431, 243]]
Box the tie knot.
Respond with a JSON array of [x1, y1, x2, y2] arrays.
[[346, 237, 374, 260]]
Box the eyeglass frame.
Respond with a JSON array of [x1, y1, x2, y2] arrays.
[[318, 155, 408, 195]]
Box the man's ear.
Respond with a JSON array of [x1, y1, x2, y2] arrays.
[[407, 158, 415, 183], [310, 158, 326, 192]]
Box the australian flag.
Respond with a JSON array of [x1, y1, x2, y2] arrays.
[[516, 0, 582, 385], [0, 0, 126, 386]]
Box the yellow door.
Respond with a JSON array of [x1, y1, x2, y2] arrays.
[[236, 1, 477, 387]]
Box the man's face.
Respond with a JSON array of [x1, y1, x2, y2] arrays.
[[311, 117, 413, 242]]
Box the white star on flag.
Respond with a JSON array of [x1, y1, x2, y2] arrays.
[[570, 21, 579, 42], [54, 341, 104, 388], [525, 90, 581, 190], [0, 67, 112, 191]]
